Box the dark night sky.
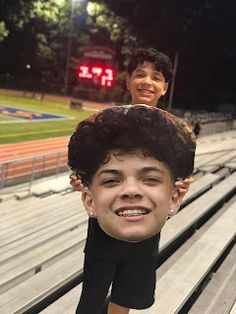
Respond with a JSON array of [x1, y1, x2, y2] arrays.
[[0, 0, 235, 111]]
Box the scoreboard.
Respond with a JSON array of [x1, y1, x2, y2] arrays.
[[76, 45, 115, 89]]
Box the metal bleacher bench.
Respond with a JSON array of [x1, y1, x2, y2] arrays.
[[231, 302, 236, 314], [130, 198, 236, 314], [0, 171, 235, 313], [194, 148, 236, 173], [4, 171, 233, 314]]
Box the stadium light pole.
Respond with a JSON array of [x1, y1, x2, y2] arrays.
[[64, 0, 83, 95], [168, 51, 179, 111]]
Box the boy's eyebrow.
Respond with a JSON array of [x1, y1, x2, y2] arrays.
[[97, 169, 121, 177], [97, 167, 165, 177], [140, 167, 165, 174], [134, 68, 163, 76]]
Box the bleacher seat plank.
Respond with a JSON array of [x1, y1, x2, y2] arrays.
[[0, 213, 88, 264], [29, 174, 71, 196], [130, 199, 236, 314], [214, 167, 231, 179], [189, 245, 236, 314], [196, 135, 236, 155], [0, 191, 80, 220], [194, 151, 227, 169], [160, 171, 236, 252], [0, 192, 82, 224], [226, 159, 236, 170], [0, 206, 80, 248], [0, 201, 79, 234], [40, 285, 82, 314], [0, 249, 84, 314], [0, 224, 87, 294], [0, 197, 85, 247], [182, 173, 220, 205], [199, 150, 236, 172], [230, 302, 236, 314]]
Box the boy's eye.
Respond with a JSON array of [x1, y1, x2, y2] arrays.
[[135, 73, 144, 78], [143, 177, 161, 185], [102, 178, 120, 186], [153, 76, 161, 81]]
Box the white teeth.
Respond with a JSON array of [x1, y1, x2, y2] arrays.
[[139, 89, 153, 94], [117, 209, 146, 217]]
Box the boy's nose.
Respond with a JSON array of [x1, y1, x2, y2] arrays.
[[141, 76, 152, 85], [119, 182, 143, 200]]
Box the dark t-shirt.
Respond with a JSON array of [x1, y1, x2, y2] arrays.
[[84, 218, 160, 259]]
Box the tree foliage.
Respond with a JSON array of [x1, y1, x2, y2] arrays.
[[0, 0, 137, 94], [0, 0, 235, 108]]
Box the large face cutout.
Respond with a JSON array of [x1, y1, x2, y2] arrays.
[[82, 150, 182, 242]]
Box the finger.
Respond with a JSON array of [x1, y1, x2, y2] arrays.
[[174, 181, 183, 186], [179, 188, 187, 194], [184, 177, 194, 183], [69, 174, 77, 180]]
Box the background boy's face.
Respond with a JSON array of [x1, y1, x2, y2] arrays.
[[82, 150, 182, 242], [126, 61, 168, 107]]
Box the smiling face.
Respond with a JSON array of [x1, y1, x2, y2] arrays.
[[126, 61, 168, 107], [82, 150, 182, 242]]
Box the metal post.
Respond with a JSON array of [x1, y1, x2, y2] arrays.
[[64, 0, 75, 94], [168, 51, 179, 111], [56, 152, 60, 176], [28, 157, 36, 196], [0, 163, 6, 189]]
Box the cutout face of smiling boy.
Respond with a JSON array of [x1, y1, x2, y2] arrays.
[[82, 149, 182, 242], [68, 105, 196, 243]]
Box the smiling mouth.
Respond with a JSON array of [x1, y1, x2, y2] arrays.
[[138, 89, 154, 94], [115, 208, 151, 217]]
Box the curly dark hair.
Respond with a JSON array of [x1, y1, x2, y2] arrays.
[[68, 105, 196, 186], [127, 48, 174, 83]]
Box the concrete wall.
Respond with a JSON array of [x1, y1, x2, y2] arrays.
[[200, 120, 234, 136]]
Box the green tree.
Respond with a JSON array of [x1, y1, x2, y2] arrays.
[[0, 21, 9, 42], [0, 0, 138, 95]]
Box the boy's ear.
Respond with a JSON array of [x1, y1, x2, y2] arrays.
[[126, 76, 131, 90], [82, 189, 97, 217], [168, 186, 183, 217], [161, 82, 169, 96]]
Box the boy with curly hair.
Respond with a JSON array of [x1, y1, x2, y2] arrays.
[[68, 105, 196, 314]]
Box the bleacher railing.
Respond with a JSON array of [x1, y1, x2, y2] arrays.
[[0, 151, 68, 189]]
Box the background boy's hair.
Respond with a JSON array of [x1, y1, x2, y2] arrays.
[[68, 105, 196, 186], [127, 48, 174, 84]]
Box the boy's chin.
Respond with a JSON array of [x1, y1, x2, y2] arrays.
[[105, 229, 157, 243]]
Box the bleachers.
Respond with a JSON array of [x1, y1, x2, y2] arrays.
[[189, 244, 236, 313], [131, 198, 236, 314], [38, 172, 236, 314], [0, 130, 235, 313]]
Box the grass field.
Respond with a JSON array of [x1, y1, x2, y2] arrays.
[[0, 93, 93, 144]]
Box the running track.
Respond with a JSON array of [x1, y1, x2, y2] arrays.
[[0, 99, 111, 186], [0, 136, 69, 162], [0, 96, 110, 162], [0, 137, 71, 187]]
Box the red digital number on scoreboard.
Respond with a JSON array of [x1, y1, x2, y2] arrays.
[[78, 65, 114, 87]]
